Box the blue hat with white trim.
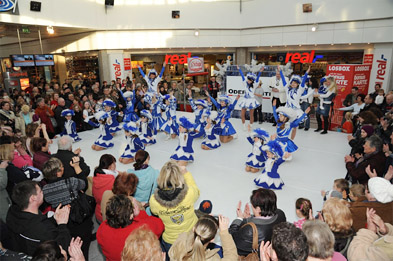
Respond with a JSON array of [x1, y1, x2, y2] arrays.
[[194, 99, 208, 108], [103, 99, 116, 107], [252, 128, 270, 142], [178, 116, 194, 130], [123, 121, 138, 132], [61, 109, 74, 117], [262, 140, 284, 158], [140, 109, 153, 122]]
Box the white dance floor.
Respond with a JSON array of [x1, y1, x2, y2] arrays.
[[49, 112, 348, 223]]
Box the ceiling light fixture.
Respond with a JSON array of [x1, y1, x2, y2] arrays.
[[194, 30, 199, 36], [311, 24, 318, 32], [46, 26, 54, 34]]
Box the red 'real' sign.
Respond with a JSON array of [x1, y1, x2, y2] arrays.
[[124, 58, 131, 71], [165, 53, 192, 64], [285, 50, 323, 64]]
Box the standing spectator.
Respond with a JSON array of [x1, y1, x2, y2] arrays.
[[269, 70, 287, 126], [53, 98, 66, 134], [208, 76, 220, 100], [254, 81, 264, 124], [34, 98, 55, 138]]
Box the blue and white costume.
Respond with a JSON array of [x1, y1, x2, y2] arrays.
[[60, 109, 81, 142], [316, 77, 336, 117], [119, 89, 139, 123], [272, 106, 307, 153], [237, 68, 262, 109], [103, 99, 122, 134], [280, 70, 308, 120], [170, 117, 203, 163], [138, 66, 166, 95], [138, 110, 156, 145], [189, 98, 209, 135], [208, 94, 238, 136], [160, 95, 178, 135], [151, 95, 165, 133], [120, 122, 145, 159], [201, 111, 222, 150], [246, 128, 270, 170], [254, 140, 285, 190], [85, 111, 114, 149]]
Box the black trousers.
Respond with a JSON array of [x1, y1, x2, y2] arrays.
[[316, 113, 329, 131], [254, 105, 263, 123]]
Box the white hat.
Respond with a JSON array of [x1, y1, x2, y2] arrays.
[[368, 177, 393, 203]]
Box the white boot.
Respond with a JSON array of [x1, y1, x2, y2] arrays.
[[165, 133, 171, 141], [243, 123, 246, 131], [232, 133, 238, 139]]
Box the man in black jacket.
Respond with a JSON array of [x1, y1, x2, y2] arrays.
[[52, 136, 90, 182], [54, 98, 66, 134], [6, 180, 71, 255]]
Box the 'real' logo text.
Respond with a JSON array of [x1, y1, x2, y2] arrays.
[[285, 50, 323, 64], [376, 55, 387, 82], [113, 59, 121, 78]]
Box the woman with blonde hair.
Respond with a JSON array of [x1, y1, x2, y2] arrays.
[[321, 197, 354, 257], [314, 76, 338, 134], [18, 104, 34, 136], [149, 161, 200, 254], [169, 215, 238, 260]]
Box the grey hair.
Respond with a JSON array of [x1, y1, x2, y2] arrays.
[[57, 135, 73, 150], [58, 98, 65, 103], [366, 135, 383, 152], [302, 220, 334, 259], [42, 157, 63, 181]]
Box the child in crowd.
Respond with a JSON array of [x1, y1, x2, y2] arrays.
[[254, 140, 289, 189], [348, 184, 366, 202], [84, 111, 114, 151], [194, 200, 213, 219], [160, 95, 178, 140], [321, 178, 349, 201], [138, 109, 156, 146], [375, 88, 385, 105], [342, 112, 354, 133], [60, 109, 81, 142], [294, 198, 313, 229], [119, 121, 145, 164], [188, 89, 209, 136], [118, 88, 138, 123], [103, 99, 122, 135], [95, 96, 104, 112], [201, 111, 222, 150], [245, 125, 269, 173], [170, 116, 203, 166], [205, 90, 240, 143]]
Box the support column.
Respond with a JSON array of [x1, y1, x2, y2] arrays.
[[235, 47, 250, 65], [54, 55, 67, 84], [98, 50, 125, 82]]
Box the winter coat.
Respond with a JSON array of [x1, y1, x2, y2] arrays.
[[229, 210, 287, 256], [169, 229, 238, 261], [149, 171, 200, 244], [129, 166, 159, 203], [92, 173, 115, 223], [0, 168, 11, 222], [52, 150, 90, 181], [6, 163, 29, 196], [346, 151, 386, 185]]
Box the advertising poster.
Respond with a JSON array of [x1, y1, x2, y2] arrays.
[[124, 58, 131, 71], [369, 48, 392, 92], [187, 57, 204, 74], [108, 53, 124, 80]]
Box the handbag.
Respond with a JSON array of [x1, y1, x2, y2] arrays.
[[65, 179, 96, 224], [50, 117, 58, 128], [238, 222, 260, 261]]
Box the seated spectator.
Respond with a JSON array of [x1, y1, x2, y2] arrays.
[[41, 157, 92, 259], [321, 198, 354, 257], [294, 198, 312, 229], [0, 160, 11, 222], [321, 179, 349, 201], [52, 136, 90, 181], [302, 220, 346, 261], [0, 101, 16, 131], [368, 177, 393, 203], [97, 194, 164, 261], [31, 137, 51, 170], [121, 226, 165, 261], [259, 222, 308, 261], [347, 125, 374, 155], [348, 184, 366, 202], [169, 215, 238, 260], [18, 104, 34, 136], [348, 208, 393, 260], [195, 200, 213, 219], [345, 135, 386, 185], [149, 161, 200, 254], [6, 180, 71, 255], [229, 188, 286, 256], [100, 173, 140, 221], [342, 112, 353, 134], [32, 237, 85, 261], [12, 136, 33, 169]]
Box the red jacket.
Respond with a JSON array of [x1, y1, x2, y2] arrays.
[[97, 210, 164, 261], [92, 174, 115, 223], [12, 150, 33, 169]]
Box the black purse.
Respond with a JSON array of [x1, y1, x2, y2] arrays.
[[65, 178, 96, 224]]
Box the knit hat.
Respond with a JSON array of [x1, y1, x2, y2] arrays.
[[198, 200, 213, 214], [368, 177, 393, 203], [361, 125, 374, 137]]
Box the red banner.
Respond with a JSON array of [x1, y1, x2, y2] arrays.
[[124, 58, 131, 71], [363, 54, 373, 65]]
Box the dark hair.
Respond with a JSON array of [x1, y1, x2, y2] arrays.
[[272, 222, 309, 261], [356, 93, 365, 102], [133, 150, 149, 170], [0, 101, 10, 109], [358, 111, 378, 125], [112, 173, 139, 196], [366, 94, 375, 103], [352, 86, 359, 91], [375, 83, 381, 88], [31, 137, 48, 153], [26, 123, 40, 138], [106, 194, 134, 229], [0, 135, 13, 145], [295, 198, 312, 220], [32, 240, 64, 261], [250, 188, 277, 217], [94, 154, 116, 176], [12, 180, 39, 210]]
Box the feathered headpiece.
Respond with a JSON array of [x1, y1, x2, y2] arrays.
[[262, 140, 284, 158], [140, 109, 153, 122], [276, 107, 297, 122], [194, 99, 208, 108], [94, 111, 109, 121], [244, 59, 265, 74], [103, 99, 116, 108], [178, 116, 194, 130], [148, 69, 157, 77], [61, 109, 74, 117], [246, 72, 257, 81], [289, 75, 302, 85], [279, 62, 293, 77], [217, 95, 231, 104], [163, 94, 171, 100], [123, 121, 138, 133], [123, 91, 134, 98], [252, 128, 270, 142]]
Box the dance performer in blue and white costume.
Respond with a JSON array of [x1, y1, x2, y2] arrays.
[[137, 62, 166, 94], [170, 116, 203, 166], [205, 90, 240, 144], [279, 66, 310, 139], [151, 94, 165, 133], [314, 76, 337, 134], [160, 95, 178, 140], [118, 88, 138, 123], [60, 109, 81, 142], [237, 65, 264, 130], [245, 126, 269, 173], [201, 111, 222, 150], [187, 89, 209, 136], [138, 109, 156, 145], [254, 140, 288, 190], [84, 111, 114, 151], [119, 121, 145, 164], [272, 100, 310, 159], [103, 99, 123, 134]]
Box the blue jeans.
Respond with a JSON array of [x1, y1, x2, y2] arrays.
[[300, 102, 310, 129], [161, 239, 172, 261]]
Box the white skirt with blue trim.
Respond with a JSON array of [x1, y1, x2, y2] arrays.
[[139, 135, 156, 145], [238, 98, 260, 110], [170, 147, 194, 162], [161, 121, 176, 134], [254, 171, 284, 190], [202, 136, 221, 149], [94, 135, 114, 148], [153, 116, 165, 131], [246, 153, 265, 169], [120, 145, 138, 159]]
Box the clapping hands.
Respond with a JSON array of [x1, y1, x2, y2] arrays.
[[236, 201, 251, 219], [68, 237, 85, 261]]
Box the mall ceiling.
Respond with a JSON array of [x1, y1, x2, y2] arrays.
[[0, 22, 93, 46]]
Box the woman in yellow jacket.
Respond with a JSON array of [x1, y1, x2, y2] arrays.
[[149, 161, 200, 254]]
